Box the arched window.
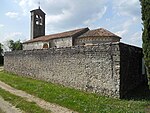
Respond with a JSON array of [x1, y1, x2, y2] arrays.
[[35, 15, 43, 26], [43, 43, 48, 49]]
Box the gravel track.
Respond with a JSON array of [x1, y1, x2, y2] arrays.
[[0, 80, 77, 113]]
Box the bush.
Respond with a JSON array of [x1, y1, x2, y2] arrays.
[[0, 56, 4, 66]]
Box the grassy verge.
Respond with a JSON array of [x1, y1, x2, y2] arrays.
[[0, 88, 51, 113], [0, 71, 149, 113], [0, 108, 5, 113]]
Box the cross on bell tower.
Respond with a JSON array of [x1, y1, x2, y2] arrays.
[[38, 1, 40, 9], [30, 6, 46, 39]]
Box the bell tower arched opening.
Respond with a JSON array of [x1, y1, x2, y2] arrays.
[[30, 7, 46, 39]]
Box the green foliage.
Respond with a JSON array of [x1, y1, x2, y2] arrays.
[[0, 43, 4, 65], [140, 0, 150, 78], [0, 71, 149, 113], [0, 43, 3, 56], [8, 40, 23, 51]]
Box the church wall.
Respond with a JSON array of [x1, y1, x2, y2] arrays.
[[4, 43, 121, 98], [50, 37, 72, 48], [75, 36, 120, 46], [23, 41, 47, 50], [23, 37, 72, 50]]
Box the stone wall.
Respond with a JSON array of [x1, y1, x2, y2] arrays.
[[4, 43, 120, 98], [119, 43, 148, 98], [4, 43, 147, 98]]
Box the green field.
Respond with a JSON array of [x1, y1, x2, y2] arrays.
[[0, 71, 149, 113]]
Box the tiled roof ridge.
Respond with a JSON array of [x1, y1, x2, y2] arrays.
[[23, 27, 89, 44], [45, 27, 89, 37], [94, 28, 118, 36], [79, 27, 121, 38]]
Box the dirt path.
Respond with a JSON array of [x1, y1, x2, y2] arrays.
[[0, 96, 23, 113], [0, 81, 78, 113], [0, 66, 3, 71]]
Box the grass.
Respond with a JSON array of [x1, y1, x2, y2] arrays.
[[0, 88, 51, 113], [0, 71, 150, 113], [0, 108, 5, 113]]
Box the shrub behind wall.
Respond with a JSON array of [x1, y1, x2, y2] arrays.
[[0, 56, 4, 66]]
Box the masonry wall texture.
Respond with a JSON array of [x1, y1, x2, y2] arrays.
[[120, 43, 148, 98], [4, 43, 148, 98]]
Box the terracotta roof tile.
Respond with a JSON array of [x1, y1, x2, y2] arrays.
[[23, 27, 89, 44], [78, 28, 121, 38]]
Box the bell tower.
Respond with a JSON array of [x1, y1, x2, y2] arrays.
[[30, 7, 46, 39]]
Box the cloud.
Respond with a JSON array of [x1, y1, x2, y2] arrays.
[[45, 0, 108, 33], [5, 12, 19, 18], [114, 17, 137, 37], [113, 0, 141, 17], [130, 32, 142, 42], [1, 32, 23, 43], [115, 29, 128, 37], [18, 0, 37, 15], [14, 0, 108, 32], [0, 24, 4, 28], [83, 6, 107, 25], [46, 9, 72, 25], [108, 0, 142, 46]]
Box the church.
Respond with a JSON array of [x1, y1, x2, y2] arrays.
[[5, 7, 148, 99], [23, 7, 121, 50]]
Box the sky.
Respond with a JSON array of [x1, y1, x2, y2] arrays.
[[0, 0, 143, 47]]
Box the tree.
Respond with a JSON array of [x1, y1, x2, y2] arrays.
[[0, 43, 4, 65], [0, 43, 3, 56], [140, 0, 150, 79], [8, 40, 23, 51]]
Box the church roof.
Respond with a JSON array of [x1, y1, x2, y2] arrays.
[[78, 28, 121, 39], [23, 27, 89, 44], [30, 7, 46, 15], [23, 27, 121, 44]]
